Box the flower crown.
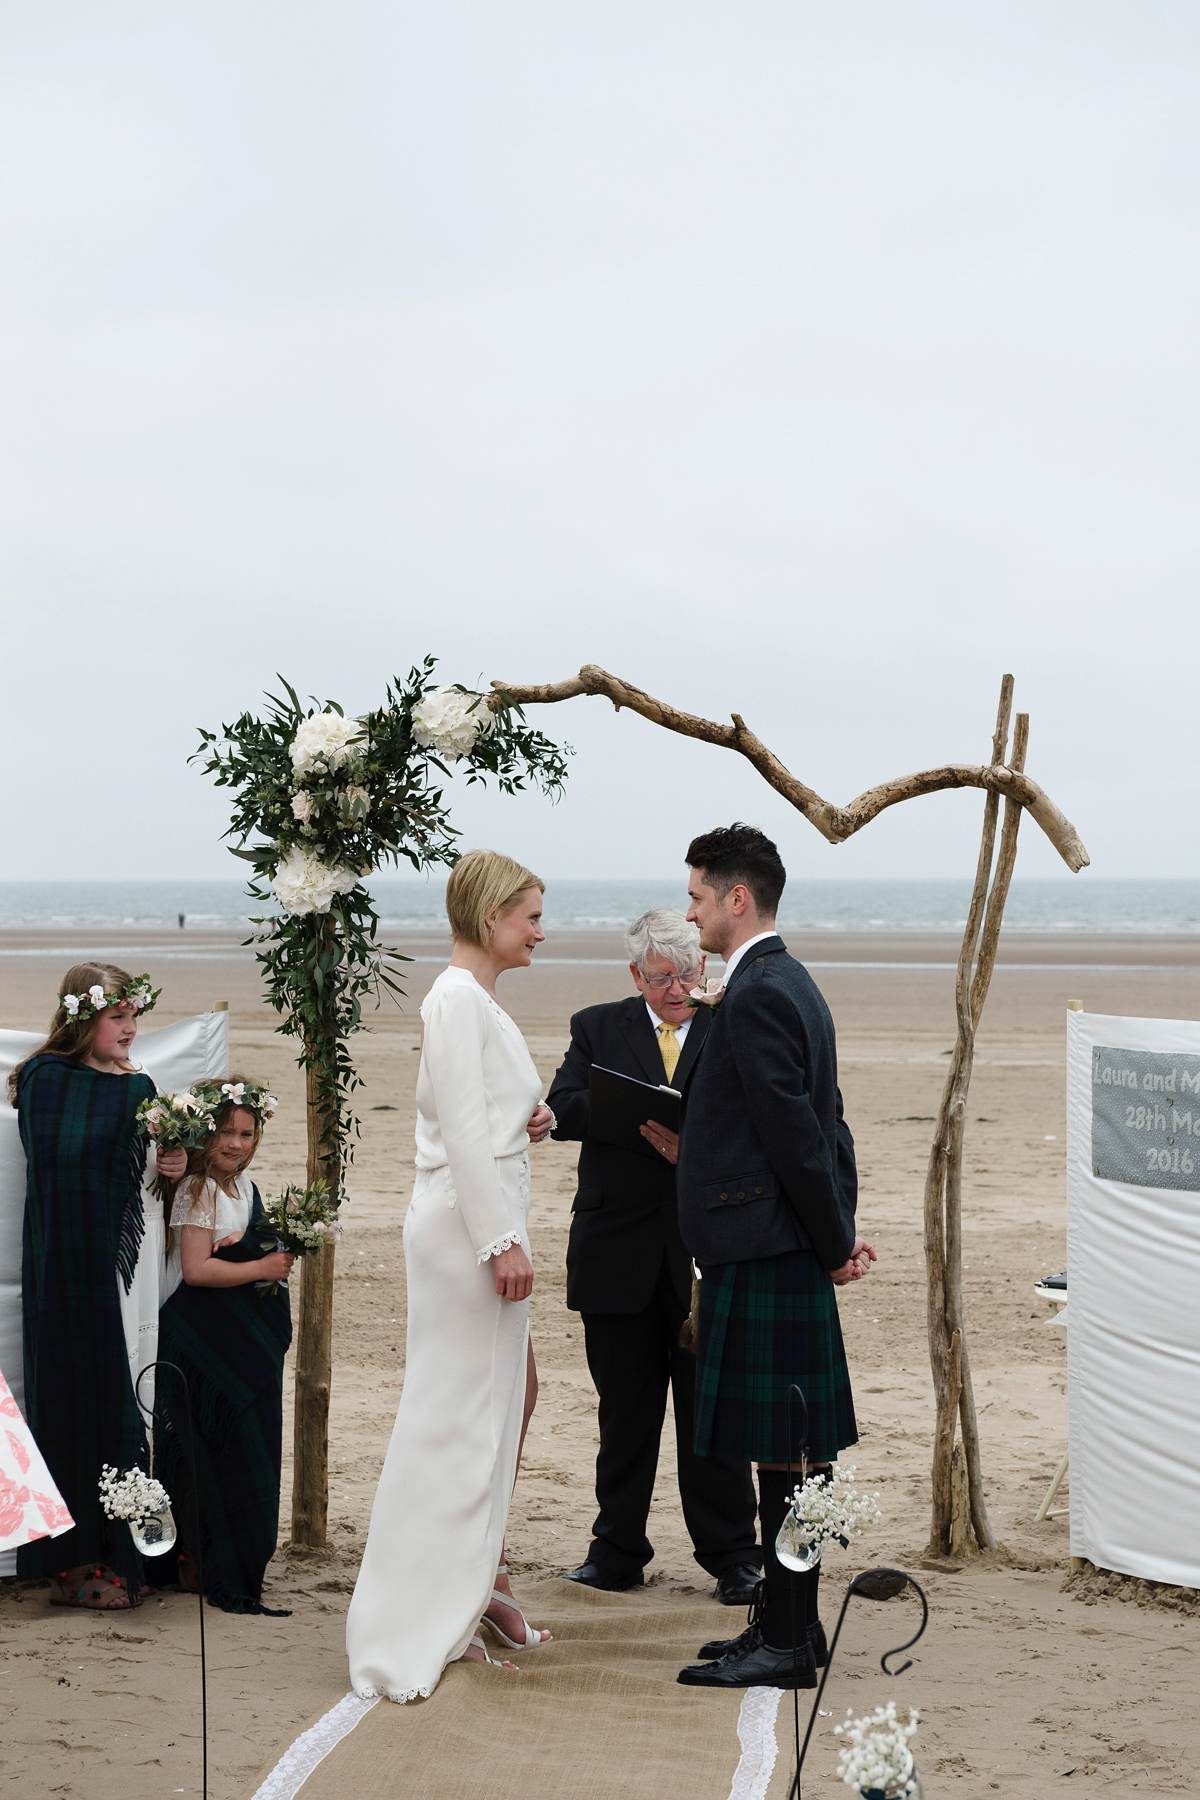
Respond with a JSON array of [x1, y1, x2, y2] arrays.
[[60, 975, 160, 1022], [192, 1078, 279, 1122]]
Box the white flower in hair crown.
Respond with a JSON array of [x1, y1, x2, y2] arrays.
[[60, 974, 160, 1021], [271, 846, 366, 916], [193, 1078, 278, 1120], [410, 686, 496, 762]]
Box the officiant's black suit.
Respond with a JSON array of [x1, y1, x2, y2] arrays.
[[547, 996, 759, 1586]]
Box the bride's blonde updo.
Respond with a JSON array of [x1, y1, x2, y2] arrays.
[[445, 850, 544, 949]]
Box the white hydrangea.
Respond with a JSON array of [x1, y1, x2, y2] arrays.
[[835, 1701, 919, 1796], [410, 687, 495, 763], [272, 847, 364, 916], [289, 710, 362, 776]]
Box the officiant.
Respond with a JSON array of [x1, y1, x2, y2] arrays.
[[547, 909, 760, 1603]]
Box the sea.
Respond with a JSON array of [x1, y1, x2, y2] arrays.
[[1, 878, 1199, 935]]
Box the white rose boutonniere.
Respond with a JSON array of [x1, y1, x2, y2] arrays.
[[410, 687, 496, 762], [687, 977, 726, 1010]]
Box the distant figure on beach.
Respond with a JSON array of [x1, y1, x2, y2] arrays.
[[178, 913, 185, 930], [547, 907, 760, 1603], [667, 826, 875, 1692], [346, 850, 555, 1701], [9, 964, 185, 1610], [158, 1080, 294, 1614]]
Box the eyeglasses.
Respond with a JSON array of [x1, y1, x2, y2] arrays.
[[640, 970, 699, 991]]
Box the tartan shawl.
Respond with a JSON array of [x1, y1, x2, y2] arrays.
[[157, 1187, 293, 1454], [16, 1055, 154, 1584]]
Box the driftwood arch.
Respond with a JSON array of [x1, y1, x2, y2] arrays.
[[489, 667, 1088, 1556]]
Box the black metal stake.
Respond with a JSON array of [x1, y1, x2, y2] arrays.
[[787, 1568, 928, 1799], [782, 1383, 810, 1787], [136, 1360, 208, 1800]]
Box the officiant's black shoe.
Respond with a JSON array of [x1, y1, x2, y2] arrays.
[[678, 1630, 818, 1689], [715, 1562, 763, 1606], [561, 1560, 643, 1592], [700, 1615, 827, 1665]]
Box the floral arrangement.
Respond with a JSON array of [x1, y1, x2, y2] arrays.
[[192, 1078, 279, 1121], [259, 1178, 342, 1255], [194, 658, 569, 1192], [687, 977, 726, 1009], [137, 1089, 218, 1199], [789, 1464, 881, 1551], [61, 974, 160, 1021], [98, 1464, 171, 1532], [255, 1179, 341, 1292], [834, 1701, 919, 1797]]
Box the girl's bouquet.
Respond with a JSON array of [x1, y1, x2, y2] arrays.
[[775, 1464, 881, 1571], [136, 1089, 218, 1200], [256, 1179, 342, 1291]]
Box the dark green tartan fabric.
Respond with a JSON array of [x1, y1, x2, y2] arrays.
[[156, 1187, 292, 1613], [16, 1056, 153, 1590], [693, 1249, 857, 1464]]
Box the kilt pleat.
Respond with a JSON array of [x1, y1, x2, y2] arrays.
[[693, 1249, 858, 1464]]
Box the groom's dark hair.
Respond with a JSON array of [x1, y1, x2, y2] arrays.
[[686, 823, 786, 918]]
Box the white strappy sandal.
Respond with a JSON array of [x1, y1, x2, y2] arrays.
[[464, 1631, 519, 1669], [479, 1562, 553, 1651]]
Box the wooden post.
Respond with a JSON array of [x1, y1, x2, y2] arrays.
[[291, 952, 342, 1547]]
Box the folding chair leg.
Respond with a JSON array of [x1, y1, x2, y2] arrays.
[[1035, 1450, 1069, 1523]]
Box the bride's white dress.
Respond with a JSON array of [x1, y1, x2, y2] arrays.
[[346, 966, 543, 1701]]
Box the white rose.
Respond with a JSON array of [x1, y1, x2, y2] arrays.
[[271, 847, 366, 916], [62, 994, 80, 1017], [291, 792, 314, 822], [289, 711, 362, 776], [410, 687, 495, 763], [88, 984, 108, 1008]]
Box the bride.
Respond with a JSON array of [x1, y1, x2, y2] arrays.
[[347, 849, 556, 1700]]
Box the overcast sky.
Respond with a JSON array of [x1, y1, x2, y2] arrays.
[[2, 2, 1197, 885]]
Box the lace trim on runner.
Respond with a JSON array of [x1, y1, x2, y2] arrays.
[[727, 1686, 782, 1800], [248, 1691, 379, 1800], [476, 1231, 523, 1264]]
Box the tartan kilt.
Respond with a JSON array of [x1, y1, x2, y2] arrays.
[[693, 1248, 858, 1465]]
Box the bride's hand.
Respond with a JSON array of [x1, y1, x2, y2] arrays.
[[526, 1103, 555, 1144], [491, 1244, 533, 1301]]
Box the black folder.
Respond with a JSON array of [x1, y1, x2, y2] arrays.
[[587, 1063, 681, 1159]]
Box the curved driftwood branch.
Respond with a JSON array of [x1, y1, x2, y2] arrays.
[[491, 666, 1089, 871]]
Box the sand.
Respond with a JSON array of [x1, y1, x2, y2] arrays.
[[3, 926, 1200, 1797]]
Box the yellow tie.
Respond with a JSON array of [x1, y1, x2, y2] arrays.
[[657, 1022, 680, 1082]]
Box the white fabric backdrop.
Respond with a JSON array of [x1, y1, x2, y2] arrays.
[[1066, 1008, 1200, 1588], [0, 1013, 228, 1577]]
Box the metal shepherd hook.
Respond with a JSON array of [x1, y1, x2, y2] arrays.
[[135, 1359, 208, 1800]]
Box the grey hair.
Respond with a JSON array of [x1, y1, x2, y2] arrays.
[[624, 908, 702, 977]]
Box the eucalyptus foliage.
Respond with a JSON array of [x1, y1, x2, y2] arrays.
[[194, 658, 569, 1191]]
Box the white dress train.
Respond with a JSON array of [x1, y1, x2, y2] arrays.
[[346, 967, 543, 1702]]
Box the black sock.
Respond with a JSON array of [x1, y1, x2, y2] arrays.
[[757, 1467, 803, 1652]]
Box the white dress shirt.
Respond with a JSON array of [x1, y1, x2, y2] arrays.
[[643, 999, 694, 1050], [720, 929, 779, 990]]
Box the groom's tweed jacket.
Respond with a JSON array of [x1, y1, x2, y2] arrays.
[[676, 935, 857, 1271]]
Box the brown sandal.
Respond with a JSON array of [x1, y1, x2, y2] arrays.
[[50, 1565, 133, 1610]]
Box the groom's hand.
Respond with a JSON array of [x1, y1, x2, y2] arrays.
[[829, 1237, 877, 1285], [640, 1122, 679, 1165]]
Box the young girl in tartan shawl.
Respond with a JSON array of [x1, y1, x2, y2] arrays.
[[11, 963, 186, 1610], [158, 1084, 295, 1614]]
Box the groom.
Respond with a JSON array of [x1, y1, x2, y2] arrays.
[[646, 824, 874, 1690]]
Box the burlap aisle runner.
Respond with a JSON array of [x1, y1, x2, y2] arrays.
[[245, 1580, 784, 1800]]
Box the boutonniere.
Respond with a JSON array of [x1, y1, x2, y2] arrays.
[[687, 978, 726, 1010]]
